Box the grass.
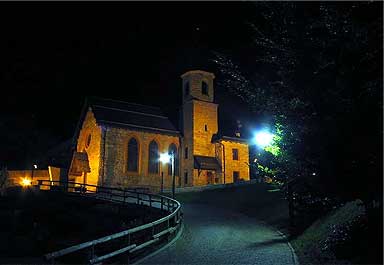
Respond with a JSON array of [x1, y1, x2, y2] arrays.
[[290, 200, 368, 265], [0, 188, 166, 262]]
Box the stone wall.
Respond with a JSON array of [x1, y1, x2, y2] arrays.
[[72, 109, 102, 187], [181, 100, 194, 187], [102, 127, 180, 190], [221, 140, 250, 183], [192, 100, 218, 157]]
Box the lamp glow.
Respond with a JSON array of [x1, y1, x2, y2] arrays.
[[254, 131, 274, 147], [159, 153, 171, 164], [21, 178, 32, 187]]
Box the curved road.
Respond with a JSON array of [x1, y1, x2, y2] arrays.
[[139, 203, 297, 265]]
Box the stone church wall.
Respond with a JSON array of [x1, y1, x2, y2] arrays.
[[73, 109, 102, 187], [192, 100, 218, 158], [102, 127, 180, 191]]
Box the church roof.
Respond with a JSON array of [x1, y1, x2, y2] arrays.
[[89, 97, 179, 135]]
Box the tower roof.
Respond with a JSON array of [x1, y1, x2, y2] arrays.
[[181, 70, 215, 79]]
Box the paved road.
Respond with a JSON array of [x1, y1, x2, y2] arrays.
[[139, 203, 297, 265]]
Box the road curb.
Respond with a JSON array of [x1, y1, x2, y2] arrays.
[[133, 223, 184, 265], [275, 229, 300, 265], [258, 220, 299, 265]]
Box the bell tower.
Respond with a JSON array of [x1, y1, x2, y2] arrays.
[[181, 70, 215, 103], [180, 70, 218, 186]]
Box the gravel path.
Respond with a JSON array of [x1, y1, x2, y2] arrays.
[[139, 203, 297, 265]]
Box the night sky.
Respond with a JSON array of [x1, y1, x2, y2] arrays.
[[0, 3, 258, 168]]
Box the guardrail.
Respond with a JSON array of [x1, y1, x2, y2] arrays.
[[37, 180, 182, 264], [163, 179, 260, 194]]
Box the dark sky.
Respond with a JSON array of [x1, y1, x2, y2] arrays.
[[0, 2, 258, 168]]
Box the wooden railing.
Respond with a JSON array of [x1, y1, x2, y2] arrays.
[[37, 180, 182, 264]]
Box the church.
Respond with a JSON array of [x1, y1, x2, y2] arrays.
[[69, 70, 250, 191]]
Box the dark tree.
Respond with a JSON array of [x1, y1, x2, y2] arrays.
[[213, 2, 382, 202]]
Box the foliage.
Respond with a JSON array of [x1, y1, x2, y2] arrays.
[[212, 2, 382, 200]]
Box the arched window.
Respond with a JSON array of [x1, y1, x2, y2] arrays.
[[148, 140, 159, 174], [202, 81, 208, 95], [184, 81, 190, 96], [168, 144, 179, 176], [127, 138, 139, 172]]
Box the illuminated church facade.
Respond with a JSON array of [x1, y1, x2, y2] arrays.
[[69, 70, 250, 191]]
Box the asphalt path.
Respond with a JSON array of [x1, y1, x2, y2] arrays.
[[139, 203, 297, 265]]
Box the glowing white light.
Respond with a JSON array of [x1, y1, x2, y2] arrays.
[[21, 178, 32, 187], [159, 153, 171, 164], [33, 164, 38, 169], [254, 131, 274, 147]]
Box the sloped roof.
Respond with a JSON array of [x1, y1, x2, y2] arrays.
[[88, 97, 179, 135], [194, 155, 221, 171]]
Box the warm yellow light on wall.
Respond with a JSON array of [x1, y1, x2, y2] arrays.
[[21, 178, 32, 187]]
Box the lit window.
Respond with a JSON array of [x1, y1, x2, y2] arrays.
[[232, 149, 239, 160]]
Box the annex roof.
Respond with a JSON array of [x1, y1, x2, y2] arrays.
[[194, 155, 221, 171]]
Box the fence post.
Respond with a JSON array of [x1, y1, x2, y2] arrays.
[[161, 197, 163, 211], [90, 244, 95, 262], [127, 233, 131, 264], [149, 194, 152, 208]]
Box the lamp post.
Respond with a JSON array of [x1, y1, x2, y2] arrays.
[[159, 152, 176, 199], [31, 164, 37, 185], [171, 153, 175, 199]]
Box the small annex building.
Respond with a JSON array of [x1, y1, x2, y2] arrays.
[[69, 70, 250, 191]]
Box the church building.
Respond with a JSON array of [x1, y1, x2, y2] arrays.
[[69, 70, 250, 191]]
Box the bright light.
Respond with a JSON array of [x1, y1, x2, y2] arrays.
[[21, 178, 32, 187], [33, 164, 38, 169], [159, 153, 171, 164], [254, 131, 274, 147]]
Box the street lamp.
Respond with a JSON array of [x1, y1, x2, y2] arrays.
[[253, 131, 274, 148], [159, 152, 176, 199], [31, 164, 37, 185]]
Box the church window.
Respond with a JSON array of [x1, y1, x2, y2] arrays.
[[184, 171, 188, 185], [168, 143, 179, 176], [204, 124, 208, 131], [232, 148, 239, 160], [148, 140, 159, 174], [184, 81, 190, 96], [85, 134, 91, 148], [184, 147, 188, 159], [202, 81, 208, 95], [127, 138, 139, 172]]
